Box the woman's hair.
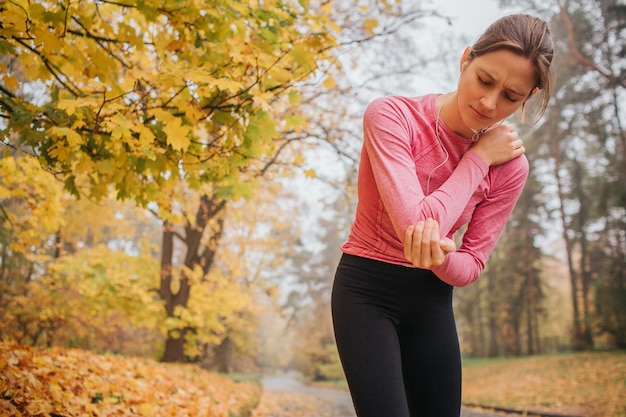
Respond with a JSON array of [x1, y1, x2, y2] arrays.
[[469, 14, 555, 122]]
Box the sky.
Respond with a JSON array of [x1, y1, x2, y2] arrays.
[[375, 0, 529, 98], [434, 0, 508, 36]]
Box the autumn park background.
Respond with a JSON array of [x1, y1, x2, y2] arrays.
[[0, 0, 624, 416]]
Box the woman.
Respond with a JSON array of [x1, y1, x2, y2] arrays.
[[331, 14, 555, 417]]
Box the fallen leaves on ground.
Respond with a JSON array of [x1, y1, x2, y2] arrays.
[[0, 341, 260, 417], [462, 351, 626, 417]]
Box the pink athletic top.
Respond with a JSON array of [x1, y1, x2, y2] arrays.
[[341, 94, 529, 287]]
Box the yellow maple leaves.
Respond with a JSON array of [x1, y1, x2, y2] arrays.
[[0, 342, 261, 417], [0, 0, 344, 203], [0, 155, 64, 254], [164, 117, 191, 152], [48, 127, 82, 147]]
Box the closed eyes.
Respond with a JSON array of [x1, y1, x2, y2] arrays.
[[476, 75, 522, 103]]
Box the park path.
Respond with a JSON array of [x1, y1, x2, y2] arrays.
[[255, 373, 516, 417]]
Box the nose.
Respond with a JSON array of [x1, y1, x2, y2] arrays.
[[480, 91, 498, 112]]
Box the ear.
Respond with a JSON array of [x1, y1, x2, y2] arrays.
[[525, 87, 539, 101], [460, 47, 472, 71]]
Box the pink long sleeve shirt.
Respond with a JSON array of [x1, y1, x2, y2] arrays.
[[341, 94, 529, 287]]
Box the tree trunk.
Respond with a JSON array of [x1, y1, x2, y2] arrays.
[[487, 271, 499, 358], [160, 195, 227, 363], [475, 290, 485, 357], [579, 228, 594, 348], [552, 139, 585, 350], [213, 336, 232, 373], [573, 159, 594, 349], [160, 221, 188, 362]]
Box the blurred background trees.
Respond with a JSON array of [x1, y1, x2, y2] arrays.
[[1, 0, 624, 381]]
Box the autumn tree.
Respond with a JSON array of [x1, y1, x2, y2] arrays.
[[450, 0, 626, 357], [3, 0, 433, 363], [280, 209, 346, 380], [498, 0, 626, 350], [2, 0, 342, 201], [488, 175, 546, 356], [542, 0, 625, 349], [0, 151, 165, 354], [2, 0, 336, 362], [0, 153, 64, 346]]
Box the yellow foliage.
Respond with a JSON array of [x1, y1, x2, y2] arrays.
[[164, 117, 191, 151], [0, 342, 261, 417], [0, 245, 163, 352], [0, 155, 64, 255], [294, 153, 305, 165], [323, 75, 337, 90], [363, 17, 379, 34], [0, 0, 345, 204], [48, 127, 82, 147]]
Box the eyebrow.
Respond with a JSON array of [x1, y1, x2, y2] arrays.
[[479, 69, 526, 98]]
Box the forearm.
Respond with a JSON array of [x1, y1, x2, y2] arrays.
[[368, 144, 489, 242], [406, 151, 488, 236]]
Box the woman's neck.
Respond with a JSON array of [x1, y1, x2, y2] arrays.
[[438, 92, 474, 139]]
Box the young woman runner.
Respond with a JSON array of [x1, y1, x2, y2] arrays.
[[332, 14, 555, 417]]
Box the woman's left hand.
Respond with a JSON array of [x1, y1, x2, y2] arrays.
[[404, 218, 457, 268]]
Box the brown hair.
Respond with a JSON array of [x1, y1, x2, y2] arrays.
[[469, 14, 554, 122]]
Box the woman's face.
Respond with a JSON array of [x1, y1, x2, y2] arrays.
[[455, 48, 537, 137]]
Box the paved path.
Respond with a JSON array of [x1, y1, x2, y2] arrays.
[[257, 374, 516, 417]]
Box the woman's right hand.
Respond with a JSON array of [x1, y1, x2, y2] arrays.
[[404, 218, 456, 269], [470, 122, 525, 166]]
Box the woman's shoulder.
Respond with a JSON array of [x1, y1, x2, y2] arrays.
[[366, 94, 435, 112], [500, 153, 529, 171], [364, 94, 437, 125], [491, 153, 530, 183]]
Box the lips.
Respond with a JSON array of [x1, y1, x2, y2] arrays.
[[470, 106, 491, 122]]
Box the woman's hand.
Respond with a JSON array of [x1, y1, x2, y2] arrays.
[[470, 122, 525, 166], [404, 218, 457, 269]]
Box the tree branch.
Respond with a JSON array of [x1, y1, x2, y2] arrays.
[[13, 37, 83, 96], [558, 1, 626, 89]]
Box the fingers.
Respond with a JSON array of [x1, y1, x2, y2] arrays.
[[512, 138, 526, 156], [426, 220, 447, 266], [404, 220, 426, 266], [419, 218, 437, 267], [440, 237, 457, 254], [472, 124, 526, 166], [499, 124, 525, 153], [416, 218, 428, 265], [403, 218, 454, 268]]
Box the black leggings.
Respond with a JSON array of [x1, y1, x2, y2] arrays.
[[331, 253, 461, 417]]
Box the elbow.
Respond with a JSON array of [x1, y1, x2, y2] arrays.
[[431, 253, 484, 287], [434, 270, 480, 287], [453, 273, 480, 287]]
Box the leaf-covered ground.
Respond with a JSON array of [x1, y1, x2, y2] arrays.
[[0, 342, 260, 417], [462, 351, 626, 417], [2, 342, 624, 417]]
